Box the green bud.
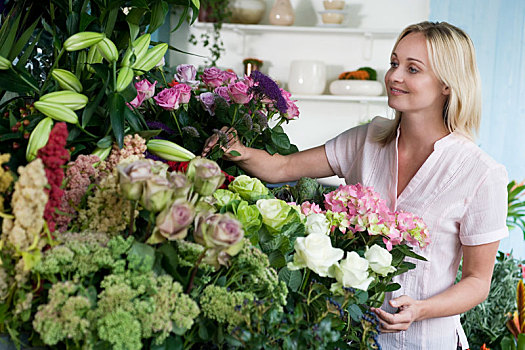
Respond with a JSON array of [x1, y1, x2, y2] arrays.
[[92, 146, 112, 166], [132, 43, 168, 75], [40, 91, 88, 110], [51, 69, 83, 93], [115, 66, 134, 92], [96, 37, 119, 62], [0, 54, 12, 70], [34, 101, 79, 124], [63, 31, 105, 51], [86, 46, 103, 73], [121, 34, 151, 67], [26, 117, 53, 161], [146, 139, 195, 162]]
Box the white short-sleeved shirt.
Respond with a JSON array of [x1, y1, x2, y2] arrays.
[[325, 116, 508, 350]]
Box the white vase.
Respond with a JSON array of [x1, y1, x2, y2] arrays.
[[288, 60, 326, 95], [268, 0, 295, 26], [230, 0, 266, 24]]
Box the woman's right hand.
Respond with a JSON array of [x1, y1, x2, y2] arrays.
[[201, 126, 248, 161]]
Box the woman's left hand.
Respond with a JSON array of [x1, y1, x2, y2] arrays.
[[370, 295, 422, 333]]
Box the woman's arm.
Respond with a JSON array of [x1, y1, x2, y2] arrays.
[[371, 241, 499, 332], [202, 127, 335, 183]]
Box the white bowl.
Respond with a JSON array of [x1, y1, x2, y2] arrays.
[[323, 0, 345, 10], [329, 80, 383, 96], [318, 10, 345, 24]]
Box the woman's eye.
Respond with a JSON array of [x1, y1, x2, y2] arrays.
[[390, 62, 398, 68], [408, 67, 419, 73]]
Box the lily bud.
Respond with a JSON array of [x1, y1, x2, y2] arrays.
[[115, 66, 134, 92], [26, 117, 54, 161], [0, 55, 12, 70], [146, 139, 195, 162], [40, 91, 88, 110], [34, 101, 79, 124], [117, 160, 153, 200], [86, 46, 103, 73], [96, 37, 119, 62], [121, 33, 151, 67], [91, 146, 111, 166], [132, 43, 168, 75], [140, 175, 174, 212], [63, 31, 105, 51], [156, 198, 195, 240], [51, 69, 83, 93], [186, 157, 225, 196]]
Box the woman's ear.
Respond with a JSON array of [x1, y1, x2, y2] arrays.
[[442, 85, 450, 96]]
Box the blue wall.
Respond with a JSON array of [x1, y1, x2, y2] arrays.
[[430, 0, 525, 258]]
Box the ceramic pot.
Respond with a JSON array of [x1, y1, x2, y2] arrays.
[[288, 60, 326, 95], [268, 0, 294, 26], [230, 0, 266, 24]]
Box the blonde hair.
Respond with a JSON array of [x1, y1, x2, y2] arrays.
[[376, 21, 482, 145]]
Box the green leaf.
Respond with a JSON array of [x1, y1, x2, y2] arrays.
[[82, 79, 108, 128], [96, 135, 113, 148], [278, 266, 302, 292], [268, 250, 286, 269], [148, 1, 169, 34], [124, 107, 143, 132], [9, 18, 40, 60], [0, 12, 21, 57], [384, 282, 401, 292], [79, 12, 97, 32], [228, 150, 241, 157], [270, 128, 291, 149], [0, 68, 38, 93], [66, 12, 80, 36], [104, 7, 120, 37], [16, 29, 43, 68], [518, 334, 525, 350], [355, 289, 368, 304], [158, 243, 180, 279], [127, 241, 156, 272], [109, 93, 126, 148], [347, 303, 363, 322]]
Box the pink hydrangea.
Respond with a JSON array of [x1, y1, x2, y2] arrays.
[[300, 201, 324, 216]]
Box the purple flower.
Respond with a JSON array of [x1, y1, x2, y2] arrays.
[[199, 92, 216, 115], [135, 79, 157, 99], [228, 81, 252, 104], [202, 67, 226, 88], [223, 70, 238, 84], [250, 70, 288, 115], [214, 86, 231, 102], [172, 83, 192, 104], [175, 64, 198, 85], [147, 121, 175, 136], [154, 88, 181, 110]]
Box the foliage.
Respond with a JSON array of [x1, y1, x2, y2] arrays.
[[458, 252, 525, 350], [0, 0, 198, 171], [507, 180, 525, 240]]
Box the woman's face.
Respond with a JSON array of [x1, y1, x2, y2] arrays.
[[384, 32, 449, 116]]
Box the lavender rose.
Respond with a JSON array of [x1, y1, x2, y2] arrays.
[[214, 86, 230, 102], [186, 157, 225, 196], [194, 212, 244, 250], [135, 79, 157, 99], [169, 172, 192, 199], [175, 64, 198, 85], [228, 81, 252, 104], [140, 175, 174, 212], [199, 92, 215, 116], [154, 88, 181, 110], [155, 198, 195, 240], [202, 67, 225, 88]]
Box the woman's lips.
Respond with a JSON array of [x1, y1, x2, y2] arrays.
[[389, 87, 408, 96]]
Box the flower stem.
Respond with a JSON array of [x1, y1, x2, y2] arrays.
[[128, 200, 136, 237], [169, 110, 183, 138], [185, 249, 207, 294], [40, 48, 65, 95]]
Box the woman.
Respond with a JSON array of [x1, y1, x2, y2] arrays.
[[203, 21, 508, 349]]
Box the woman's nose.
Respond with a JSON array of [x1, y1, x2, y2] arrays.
[[388, 68, 404, 83]]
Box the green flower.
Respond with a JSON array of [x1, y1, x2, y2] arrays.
[[236, 201, 262, 235], [213, 189, 242, 208], [256, 198, 292, 232], [228, 175, 269, 202]]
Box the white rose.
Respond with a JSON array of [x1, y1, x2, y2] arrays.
[[305, 213, 330, 236], [288, 233, 343, 277], [334, 251, 374, 291], [365, 244, 396, 276]]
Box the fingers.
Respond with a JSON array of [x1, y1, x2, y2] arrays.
[[201, 133, 219, 156], [201, 126, 242, 158]]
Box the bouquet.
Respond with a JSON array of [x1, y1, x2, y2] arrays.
[[130, 64, 300, 176]]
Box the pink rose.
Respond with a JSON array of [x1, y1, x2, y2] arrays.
[[175, 64, 198, 85], [214, 86, 230, 102], [227, 81, 252, 104], [154, 88, 181, 110], [156, 198, 195, 240], [280, 88, 300, 120], [135, 79, 157, 100], [223, 70, 238, 84], [127, 94, 145, 109], [172, 83, 192, 104], [202, 67, 226, 88]]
